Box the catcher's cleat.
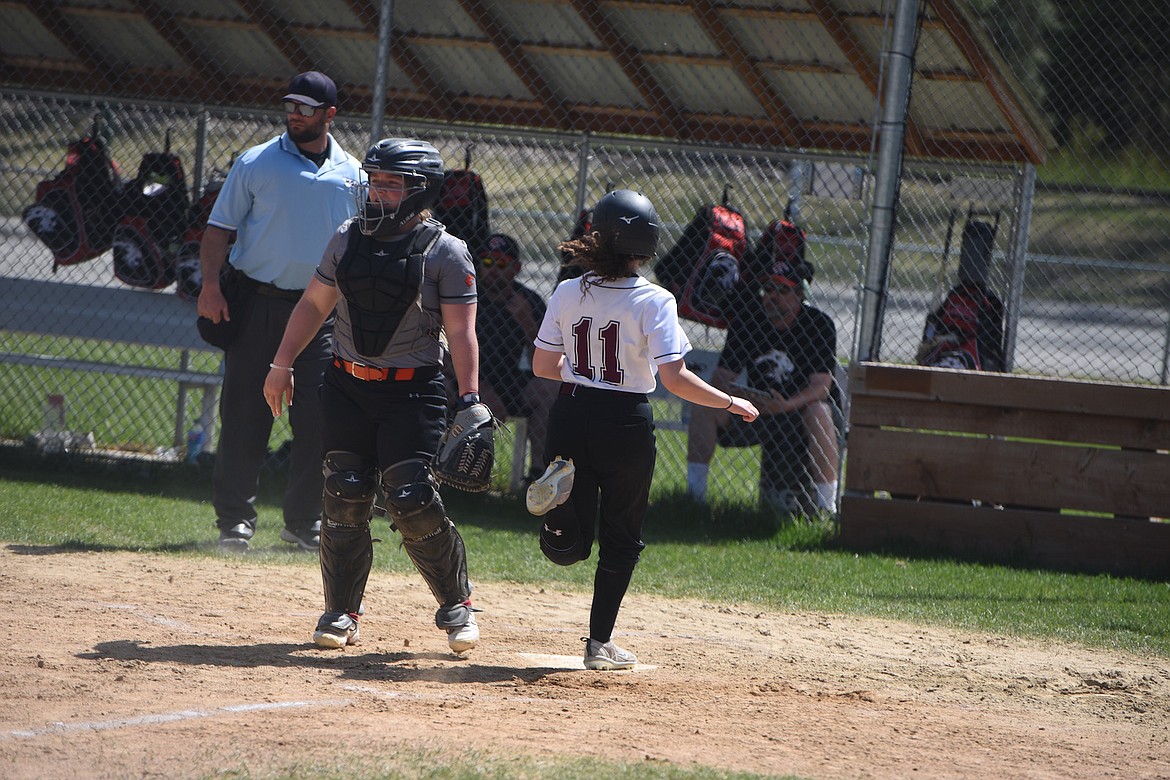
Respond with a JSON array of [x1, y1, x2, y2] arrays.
[[526, 457, 575, 516], [313, 611, 360, 648], [583, 637, 637, 671], [445, 609, 479, 654]]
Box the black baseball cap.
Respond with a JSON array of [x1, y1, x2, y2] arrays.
[[484, 233, 520, 261], [283, 71, 337, 107]]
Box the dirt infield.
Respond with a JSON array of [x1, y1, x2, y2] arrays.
[[1, 546, 1167, 779]]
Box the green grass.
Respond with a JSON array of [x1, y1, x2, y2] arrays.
[[2, 447, 1166, 661], [210, 747, 793, 780]]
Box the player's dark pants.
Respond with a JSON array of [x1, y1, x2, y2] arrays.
[[319, 364, 446, 465], [540, 383, 655, 642], [213, 292, 332, 532]]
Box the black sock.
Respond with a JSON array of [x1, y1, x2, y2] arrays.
[[589, 566, 632, 642]]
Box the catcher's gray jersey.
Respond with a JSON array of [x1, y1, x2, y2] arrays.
[[316, 217, 476, 368], [535, 273, 690, 394]]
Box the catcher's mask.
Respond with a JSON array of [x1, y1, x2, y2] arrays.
[[591, 189, 661, 258], [356, 138, 445, 237]]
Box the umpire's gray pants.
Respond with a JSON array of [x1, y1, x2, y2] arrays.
[[212, 293, 333, 531]]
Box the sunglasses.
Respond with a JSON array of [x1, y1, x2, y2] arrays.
[[283, 101, 321, 117], [480, 255, 513, 268]]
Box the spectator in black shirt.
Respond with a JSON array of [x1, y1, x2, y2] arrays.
[[475, 234, 557, 484], [686, 258, 840, 514]]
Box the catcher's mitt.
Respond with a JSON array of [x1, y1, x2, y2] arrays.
[[432, 401, 495, 492]]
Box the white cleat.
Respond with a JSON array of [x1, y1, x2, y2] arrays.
[[583, 637, 637, 670], [526, 457, 575, 516], [446, 610, 479, 653]]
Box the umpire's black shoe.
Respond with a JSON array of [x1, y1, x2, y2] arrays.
[[280, 520, 320, 552], [217, 522, 254, 551]]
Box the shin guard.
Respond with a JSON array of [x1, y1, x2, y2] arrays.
[[320, 451, 377, 614], [382, 458, 471, 608]]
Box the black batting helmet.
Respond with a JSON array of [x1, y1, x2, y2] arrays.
[[591, 189, 661, 258], [357, 138, 446, 236]]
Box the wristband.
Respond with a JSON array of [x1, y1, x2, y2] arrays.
[[456, 392, 481, 410], [723, 395, 734, 409], [269, 363, 294, 372]]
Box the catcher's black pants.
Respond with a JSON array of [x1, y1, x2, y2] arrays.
[[319, 364, 447, 465]]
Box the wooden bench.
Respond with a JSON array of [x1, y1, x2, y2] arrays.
[[841, 362, 1170, 579], [0, 277, 222, 453]]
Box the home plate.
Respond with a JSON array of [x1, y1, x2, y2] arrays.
[[517, 652, 656, 671]]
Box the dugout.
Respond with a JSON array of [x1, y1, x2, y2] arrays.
[[1, 0, 1058, 519]]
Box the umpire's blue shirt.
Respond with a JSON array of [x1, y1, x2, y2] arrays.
[[209, 132, 362, 290]]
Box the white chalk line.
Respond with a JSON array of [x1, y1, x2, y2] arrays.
[[2, 699, 349, 741]]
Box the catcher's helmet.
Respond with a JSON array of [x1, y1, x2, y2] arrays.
[[357, 138, 445, 236], [591, 189, 660, 258]]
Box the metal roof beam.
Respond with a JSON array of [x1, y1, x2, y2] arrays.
[[457, 0, 564, 127], [25, 0, 113, 92], [807, 0, 927, 157], [235, 0, 316, 75], [690, 0, 801, 148], [569, 0, 684, 138], [340, 0, 466, 126]]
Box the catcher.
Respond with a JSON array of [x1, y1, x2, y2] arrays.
[[263, 138, 492, 654]]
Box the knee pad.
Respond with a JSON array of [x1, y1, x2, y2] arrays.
[[381, 458, 446, 540], [323, 450, 377, 527]]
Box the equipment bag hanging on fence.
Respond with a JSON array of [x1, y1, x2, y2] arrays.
[[654, 186, 748, 328], [22, 116, 124, 271], [175, 161, 235, 301], [433, 146, 490, 259], [916, 207, 1006, 372], [112, 131, 190, 290]]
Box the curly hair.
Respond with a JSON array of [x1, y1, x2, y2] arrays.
[[558, 231, 646, 284]]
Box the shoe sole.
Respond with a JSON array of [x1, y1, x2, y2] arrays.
[[447, 633, 477, 653], [584, 656, 636, 671], [313, 627, 359, 648], [526, 459, 575, 516], [218, 537, 249, 551], [280, 528, 319, 551]]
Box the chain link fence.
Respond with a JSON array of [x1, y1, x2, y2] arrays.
[[1, 0, 1167, 515]]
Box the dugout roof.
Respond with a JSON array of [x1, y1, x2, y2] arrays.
[[0, 0, 1048, 164]]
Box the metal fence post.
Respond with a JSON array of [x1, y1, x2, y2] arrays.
[[574, 131, 592, 215], [370, 0, 394, 145], [857, 0, 919, 362], [1003, 163, 1036, 373]]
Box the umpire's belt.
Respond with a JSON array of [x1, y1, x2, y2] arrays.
[[251, 280, 304, 303], [333, 357, 439, 382]]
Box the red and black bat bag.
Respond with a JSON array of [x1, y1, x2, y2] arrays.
[[22, 120, 124, 271], [434, 167, 490, 259], [112, 149, 190, 290], [654, 199, 748, 328]]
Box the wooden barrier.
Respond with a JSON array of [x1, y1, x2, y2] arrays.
[[841, 362, 1170, 579]]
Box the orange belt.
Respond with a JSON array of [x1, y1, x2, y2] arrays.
[[333, 357, 421, 382]]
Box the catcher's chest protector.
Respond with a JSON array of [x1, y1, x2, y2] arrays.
[[336, 223, 441, 358]]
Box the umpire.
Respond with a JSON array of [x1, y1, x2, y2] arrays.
[[198, 71, 362, 551]]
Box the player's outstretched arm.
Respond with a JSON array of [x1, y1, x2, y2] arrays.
[[658, 359, 759, 422]]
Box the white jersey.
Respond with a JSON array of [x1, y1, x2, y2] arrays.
[[535, 273, 691, 394]]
